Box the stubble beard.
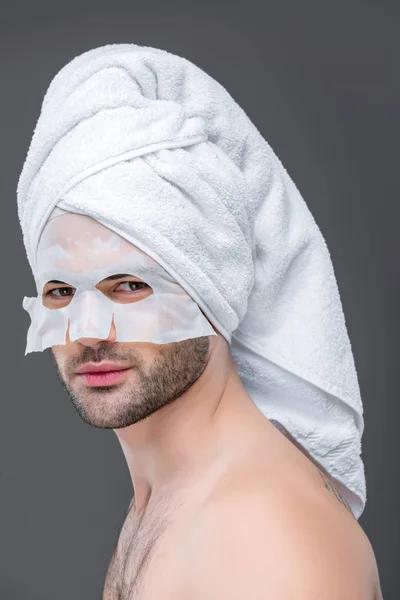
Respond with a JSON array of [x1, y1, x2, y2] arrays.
[[50, 336, 211, 429]]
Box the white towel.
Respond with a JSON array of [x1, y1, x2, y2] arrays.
[[17, 43, 366, 519]]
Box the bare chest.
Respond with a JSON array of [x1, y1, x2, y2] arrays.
[[102, 500, 186, 600]]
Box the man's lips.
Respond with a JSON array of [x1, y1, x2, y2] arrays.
[[76, 362, 131, 374], [75, 362, 133, 387]]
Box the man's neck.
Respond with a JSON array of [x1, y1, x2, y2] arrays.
[[113, 354, 260, 514]]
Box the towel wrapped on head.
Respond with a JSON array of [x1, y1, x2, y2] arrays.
[[17, 43, 366, 519]]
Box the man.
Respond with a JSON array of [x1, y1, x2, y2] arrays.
[[17, 44, 383, 598]]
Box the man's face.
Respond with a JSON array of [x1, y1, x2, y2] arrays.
[[37, 211, 212, 429], [51, 334, 211, 430]]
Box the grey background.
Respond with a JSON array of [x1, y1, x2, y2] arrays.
[[0, 0, 397, 597]]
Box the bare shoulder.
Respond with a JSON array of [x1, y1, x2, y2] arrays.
[[183, 479, 382, 599]]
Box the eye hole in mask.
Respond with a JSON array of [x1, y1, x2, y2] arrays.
[[41, 273, 153, 310]]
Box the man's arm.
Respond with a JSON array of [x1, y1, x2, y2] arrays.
[[183, 486, 372, 599]]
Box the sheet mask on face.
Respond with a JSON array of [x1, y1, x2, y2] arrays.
[[22, 207, 216, 353]]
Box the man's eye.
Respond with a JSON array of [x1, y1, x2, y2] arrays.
[[115, 281, 149, 293], [45, 287, 74, 298]]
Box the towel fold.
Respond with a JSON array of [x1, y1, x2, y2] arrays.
[[17, 43, 366, 519]]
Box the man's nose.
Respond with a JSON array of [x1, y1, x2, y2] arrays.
[[66, 318, 117, 347]]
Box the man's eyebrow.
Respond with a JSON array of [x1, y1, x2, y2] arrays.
[[102, 273, 136, 281]]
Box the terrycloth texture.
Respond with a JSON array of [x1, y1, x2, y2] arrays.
[[17, 43, 366, 519]]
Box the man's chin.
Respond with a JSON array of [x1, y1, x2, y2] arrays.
[[64, 384, 152, 429], [69, 401, 138, 430]]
